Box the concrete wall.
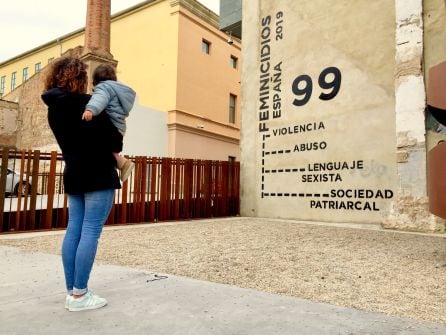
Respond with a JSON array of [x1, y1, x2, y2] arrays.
[[240, 0, 445, 232], [123, 99, 168, 157]]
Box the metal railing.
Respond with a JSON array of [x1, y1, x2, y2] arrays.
[[0, 148, 240, 233]]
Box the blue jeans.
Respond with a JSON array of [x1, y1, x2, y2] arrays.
[[62, 189, 115, 295]]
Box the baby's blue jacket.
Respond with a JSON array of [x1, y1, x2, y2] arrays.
[[86, 80, 136, 133]]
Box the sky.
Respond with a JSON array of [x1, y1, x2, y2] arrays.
[[0, 0, 220, 63]]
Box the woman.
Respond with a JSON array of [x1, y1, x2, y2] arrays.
[[42, 57, 121, 312]]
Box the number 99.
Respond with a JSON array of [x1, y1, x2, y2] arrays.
[[291, 74, 312, 107], [318, 67, 341, 101], [292, 67, 341, 106]]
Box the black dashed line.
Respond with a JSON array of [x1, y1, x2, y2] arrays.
[[263, 193, 325, 198], [263, 150, 292, 156], [262, 168, 304, 173]]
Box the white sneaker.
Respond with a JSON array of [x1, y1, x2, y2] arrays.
[[65, 295, 72, 309], [68, 291, 107, 312], [120, 159, 135, 182]]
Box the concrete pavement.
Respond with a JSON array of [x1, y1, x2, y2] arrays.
[[1, 246, 445, 335]]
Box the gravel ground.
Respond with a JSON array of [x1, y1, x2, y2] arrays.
[[1, 218, 445, 324]]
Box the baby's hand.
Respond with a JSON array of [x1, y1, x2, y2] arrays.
[[82, 110, 93, 121]]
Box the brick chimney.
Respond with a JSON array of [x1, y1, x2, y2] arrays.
[[81, 0, 117, 92], [84, 0, 112, 55]]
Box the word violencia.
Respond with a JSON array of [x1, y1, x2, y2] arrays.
[[272, 122, 325, 136]]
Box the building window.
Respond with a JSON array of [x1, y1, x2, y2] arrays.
[[22, 67, 29, 82], [0, 76, 5, 95], [202, 39, 211, 54], [48, 57, 54, 64], [11, 72, 16, 91], [230, 55, 238, 69], [229, 94, 237, 124], [35, 62, 41, 73]]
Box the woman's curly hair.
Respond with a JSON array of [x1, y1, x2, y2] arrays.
[[44, 57, 88, 93]]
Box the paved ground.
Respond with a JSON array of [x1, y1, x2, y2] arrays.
[[1, 220, 446, 335], [2, 218, 445, 323]]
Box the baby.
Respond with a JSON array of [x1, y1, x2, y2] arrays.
[[82, 64, 136, 182]]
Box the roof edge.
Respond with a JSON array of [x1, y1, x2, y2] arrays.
[[1, 0, 220, 67]]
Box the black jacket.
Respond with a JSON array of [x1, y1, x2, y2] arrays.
[[429, 105, 446, 127], [42, 88, 121, 194]]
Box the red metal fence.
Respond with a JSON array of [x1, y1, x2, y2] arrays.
[[0, 148, 240, 233]]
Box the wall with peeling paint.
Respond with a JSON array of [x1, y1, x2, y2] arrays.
[[241, 0, 446, 232], [241, 0, 398, 224]]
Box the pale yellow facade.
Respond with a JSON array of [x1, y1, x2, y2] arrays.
[[0, 33, 83, 97], [0, 0, 241, 160], [110, 0, 180, 111]]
